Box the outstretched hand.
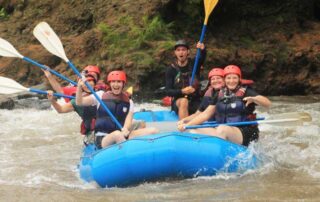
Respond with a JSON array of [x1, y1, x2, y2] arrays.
[[243, 97, 256, 106], [77, 77, 87, 88], [177, 123, 186, 132]]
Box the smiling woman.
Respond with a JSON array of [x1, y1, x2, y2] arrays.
[[180, 65, 271, 147], [76, 70, 159, 149]]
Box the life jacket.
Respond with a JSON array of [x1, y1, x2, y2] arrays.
[[202, 87, 217, 121], [214, 86, 255, 123], [70, 97, 97, 135], [241, 79, 254, 86], [94, 91, 130, 134], [80, 105, 97, 135]]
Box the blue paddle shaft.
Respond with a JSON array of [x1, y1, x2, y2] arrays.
[[67, 61, 123, 130], [186, 120, 261, 129], [190, 24, 207, 86], [203, 117, 265, 125], [23, 57, 77, 86], [29, 88, 75, 99]]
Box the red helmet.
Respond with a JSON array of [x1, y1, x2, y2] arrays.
[[208, 68, 224, 79], [224, 65, 242, 78], [84, 65, 100, 74], [107, 71, 127, 84]]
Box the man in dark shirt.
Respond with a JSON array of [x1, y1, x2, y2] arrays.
[[165, 39, 206, 119]]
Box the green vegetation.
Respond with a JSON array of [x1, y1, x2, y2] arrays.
[[0, 7, 9, 19], [98, 15, 175, 68], [176, 0, 202, 19], [239, 36, 264, 51], [274, 42, 290, 64]]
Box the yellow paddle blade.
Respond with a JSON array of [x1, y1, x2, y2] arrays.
[[126, 86, 133, 96], [204, 0, 219, 25]]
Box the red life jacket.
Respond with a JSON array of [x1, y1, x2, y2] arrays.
[[241, 79, 254, 86]]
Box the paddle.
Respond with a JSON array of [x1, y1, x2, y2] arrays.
[[0, 38, 77, 86], [203, 112, 308, 124], [33, 22, 123, 129], [190, 0, 219, 86], [185, 112, 312, 129], [204, 117, 265, 125], [0, 76, 75, 99]]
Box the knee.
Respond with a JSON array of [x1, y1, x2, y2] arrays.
[[177, 98, 188, 108], [189, 129, 197, 133], [149, 127, 159, 134], [216, 126, 228, 138], [140, 121, 146, 128]]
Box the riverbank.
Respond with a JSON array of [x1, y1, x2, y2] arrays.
[[1, 0, 320, 95]]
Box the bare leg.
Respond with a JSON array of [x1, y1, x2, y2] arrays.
[[101, 130, 126, 148], [189, 128, 217, 135], [131, 120, 146, 130], [216, 125, 243, 144], [176, 97, 189, 120], [190, 125, 243, 145], [128, 127, 159, 139]]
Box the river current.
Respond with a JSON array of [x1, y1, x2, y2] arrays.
[[0, 96, 319, 201]]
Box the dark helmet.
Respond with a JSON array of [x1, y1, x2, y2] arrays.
[[174, 39, 189, 50]]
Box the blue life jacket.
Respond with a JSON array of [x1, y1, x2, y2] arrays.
[[202, 87, 217, 121], [215, 86, 255, 123], [95, 91, 130, 133]]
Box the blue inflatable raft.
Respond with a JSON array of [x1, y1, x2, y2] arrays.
[[133, 110, 178, 122], [79, 132, 257, 188]]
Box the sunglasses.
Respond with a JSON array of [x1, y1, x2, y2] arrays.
[[81, 70, 89, 75]]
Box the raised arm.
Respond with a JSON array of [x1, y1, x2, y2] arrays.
[[243, 95, 271, 108], [123, 111, 133, 131], [47, 90, 74, 113], [42, 68, 63, 94], [75, 79, 95, 106]]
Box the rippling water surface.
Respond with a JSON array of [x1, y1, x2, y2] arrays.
[[0, 96, 319, 201]]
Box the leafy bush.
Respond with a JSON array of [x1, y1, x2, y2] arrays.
[[98, 15, 175, 67], [0, 7, 9, 19]]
